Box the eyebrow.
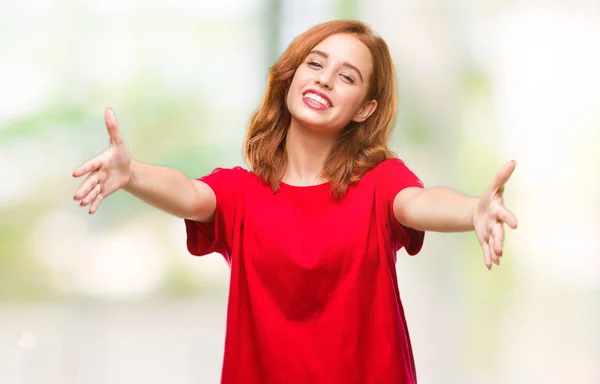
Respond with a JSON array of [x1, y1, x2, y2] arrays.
[[308, 50, 364, 82]]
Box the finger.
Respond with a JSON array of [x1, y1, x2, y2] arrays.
[[88, 193, 104, 214], [489, 235, 499, 265], [105, 107, 123, 145], [492, 222, 504, 257], [497, 208, 518, 229], [490, 160, 517, 192], [80, 183, 102, 207], [74, 172, 99, 201], [482, 241, 492, 270], [475, 229, 488, 251], [73, 157, 102, 178]]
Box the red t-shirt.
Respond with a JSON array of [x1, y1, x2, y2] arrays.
[[185, 158, 425, 384]]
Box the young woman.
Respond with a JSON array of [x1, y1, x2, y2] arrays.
[[72, 20, 517, 384]]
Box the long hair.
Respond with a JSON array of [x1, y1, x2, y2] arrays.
[[243, 20, 397, 199]]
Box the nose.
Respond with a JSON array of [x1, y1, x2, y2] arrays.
[[314, 72, 334, 90]]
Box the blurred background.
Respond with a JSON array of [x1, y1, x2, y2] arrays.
[[1, 0, 599, 383]]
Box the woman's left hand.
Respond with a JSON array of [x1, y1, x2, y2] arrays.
[[473, 160, 518, 269]]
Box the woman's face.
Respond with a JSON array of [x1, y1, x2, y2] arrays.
[[286, 33, 377, 135]]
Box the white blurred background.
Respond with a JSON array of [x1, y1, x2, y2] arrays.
[[1, 0, 598, 383]]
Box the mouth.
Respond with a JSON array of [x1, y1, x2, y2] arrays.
[[302, 89, 333, 109]]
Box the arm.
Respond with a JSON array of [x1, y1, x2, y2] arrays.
[[124, 160, 216, 221], [73, 107, 216, 222], [393, 161, 518, 269], [393, 187, 478, 232]]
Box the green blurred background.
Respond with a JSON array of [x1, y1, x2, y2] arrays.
[[1, 0, 599, 383]]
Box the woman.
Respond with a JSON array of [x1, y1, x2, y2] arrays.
[[73, 20, 517, 384]]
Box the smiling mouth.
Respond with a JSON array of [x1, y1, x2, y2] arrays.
[[302, 90, 332, 108]]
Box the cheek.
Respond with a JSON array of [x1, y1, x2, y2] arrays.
[[286, 73, 303, 107], [285, 89, 293, 111], [289, 68, 307, 90], [338, 93, 366, 117]]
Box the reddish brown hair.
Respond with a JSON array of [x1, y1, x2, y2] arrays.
[[243, 20, 397, 198]]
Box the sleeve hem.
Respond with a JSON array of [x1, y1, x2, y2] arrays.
[[184, 218, 220, 257]]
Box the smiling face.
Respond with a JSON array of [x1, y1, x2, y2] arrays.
[[285, 33, 378, 135]]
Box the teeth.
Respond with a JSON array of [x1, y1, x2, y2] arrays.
[[304, 92, 330, 107]]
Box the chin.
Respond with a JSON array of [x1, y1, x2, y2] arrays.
[[296, 117, 343, 135], [290, 106, 326, 128]]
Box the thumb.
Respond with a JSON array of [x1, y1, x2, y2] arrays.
[[105, 107, 123, 145]]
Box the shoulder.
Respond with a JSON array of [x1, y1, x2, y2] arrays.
[[373, 158, 403, 171], [364, 157, 423, 198], [206, 165, 250, 176], [203, 165, 252, 180], [371, 158, 420, 180], [198, 165, 254, 190], [201, 165, 269, 192]]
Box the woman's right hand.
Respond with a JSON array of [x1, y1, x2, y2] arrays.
[[73, 108, 132, 214]]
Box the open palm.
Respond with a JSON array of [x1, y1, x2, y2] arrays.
[[473, 161, 518, 269], [72, 108, 131, 214]]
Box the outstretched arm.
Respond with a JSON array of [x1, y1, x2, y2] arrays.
[[73, 107, 216, 222], [393, 161, 518, 269]]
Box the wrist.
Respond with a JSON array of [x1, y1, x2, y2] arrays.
[[470, 197, 481, 229], [123, 158, 136, 191]]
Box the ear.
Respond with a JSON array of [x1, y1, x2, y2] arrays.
[[352, 99, 378, 123]]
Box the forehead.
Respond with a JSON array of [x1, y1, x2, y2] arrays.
[[310, 34, 373, 76]]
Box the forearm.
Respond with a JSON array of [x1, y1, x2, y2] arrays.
[[398, 187, 478, 232], [124, 160, 214, 220]]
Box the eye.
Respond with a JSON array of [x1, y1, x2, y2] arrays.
[[307, 61, 322, 69], [340, 73, 355, 84]]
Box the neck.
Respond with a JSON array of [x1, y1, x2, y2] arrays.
[[283, 118, 339, 186]]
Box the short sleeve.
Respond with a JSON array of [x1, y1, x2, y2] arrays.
[[184, 166, 246, 262], [377, 158, 425, 256]]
